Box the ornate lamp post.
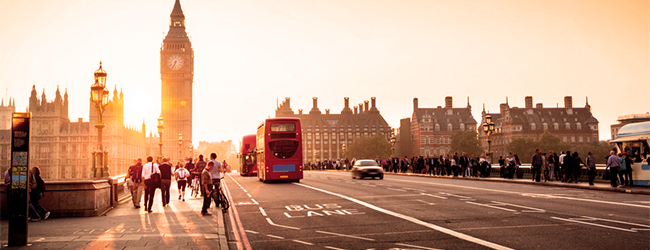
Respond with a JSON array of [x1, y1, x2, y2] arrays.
[[178, 133, 183, 163], [189, 144, 194, 160], [390, 128, 396, 157], [90, 62, 110, 178], [341, 143, 347, 170], [157, 115, 164, 162], [482, 114, 495, 162]]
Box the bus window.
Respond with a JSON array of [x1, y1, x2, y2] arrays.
[[269, 140, 299, 159], [271, 123, 296, 132]]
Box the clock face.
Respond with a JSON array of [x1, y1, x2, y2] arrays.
[[167, 55, 183, 70]]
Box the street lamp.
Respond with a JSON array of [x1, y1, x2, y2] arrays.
[[341, 143, 347, 170], [157, 115, 164, 162], [482, 114, 495, 162], [178, 133, 183, 163], [390, 128, 396, 157], [90, 61, 110, 178]]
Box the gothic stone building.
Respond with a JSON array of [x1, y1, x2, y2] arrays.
[[275, 97, 391, 163], [403, 96, 478, 157], [0, 98, 16, 174], [479, 96, 599, 158]]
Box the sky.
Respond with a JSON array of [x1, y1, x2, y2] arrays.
[[1, 0, 648, 146]]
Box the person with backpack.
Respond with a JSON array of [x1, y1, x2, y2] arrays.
[[30, 166, 50, 221], [126, 158, 144, 208], [159, 157, 174, 207], [175, 161, 190, 201]]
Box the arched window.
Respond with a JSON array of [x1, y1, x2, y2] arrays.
[[531, 123, 536, 130], [435, 124, 440, 131], [460, 123, 465, 131], [542, 123, 548, 130], [447, 124, 453, 131], [565, 123, 571, 130], [553, 123, 559, 130], [576, 123, 582, 130]]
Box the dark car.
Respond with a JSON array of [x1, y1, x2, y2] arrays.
[[351, 160, 384, 179]]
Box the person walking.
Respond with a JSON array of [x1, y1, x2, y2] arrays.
[[531, 149, 542, 182], [624, 153, 634, 186], [126, 158, 144, 208], [547, 151, 555, 182], [606, 151, 621, 187], [142, 156, 160, 213], [618, 153, 628, 186], [175, 161, 190, 201], [201, 161, 214, 216], [564, 151, 574, 182], [572, 152, 585, 183], [193, 155, 207, 196], [159, 157, 173, 207], [30, 166, 50, 221], [585, 152, 596, 186]]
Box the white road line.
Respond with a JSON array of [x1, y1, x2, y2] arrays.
[[315, 230, 376, 241], [324, 246, 347, 250], [267, 234, 285, 239], [387, 188, 407, 192], [292, 239, 314, 245], [395, 243, 444, 250], [259, 207, 267, 217], [466, 201, 516, 212], [416, 200, 436, 205], [251, 199, 259, 205], [296, 183, 514, 250], [265, 218, 301, 230], [491, 201, 545, 213], [551, 217, 638, 232], [388, 178, 650, 209], [579, 216, 650, 228], [244, 230, 259, 234], [439, 192, 472, 199], [421, 193, 448, 199], [247, 193, 252, 197]]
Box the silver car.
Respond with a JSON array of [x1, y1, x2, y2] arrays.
[[351, 160, 384, 179]]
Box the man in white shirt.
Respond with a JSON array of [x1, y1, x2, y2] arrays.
[[142, 156, 160, 213], [208, 152, 223, 207]]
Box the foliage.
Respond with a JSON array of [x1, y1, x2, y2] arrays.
[[506, 137, 537, 163], [345, 134, 392, 159], [504, 131, 612, 164], [450, 129, 483, 157], [572, 141, 614, 164]]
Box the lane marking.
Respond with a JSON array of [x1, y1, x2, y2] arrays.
[[490, 201, 545, 213], [292, 239, 314, 245], [259, 207, 267, 217], [265, 218, 301, 230], [387, 188, 407, 192], [295, 183, 514, 250], [466, 201, 516, 212], [386, 178, 650, 209], [244, 230, 259, 234], [325, 246, 347, 250], [315, 230, 376, 241], [421, 193, 448, 199], [251, 199, 259, 205], [395, 243, 444, 250], [225, 174, 253, 250], [416, 200, 436, 205], [247, 193, 252, 198], [267, 234, 285, 239], [551, 217, 637, 232], [439, 192, 472, 200]]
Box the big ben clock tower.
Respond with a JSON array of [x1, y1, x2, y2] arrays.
[[161, 0, 193, 161]]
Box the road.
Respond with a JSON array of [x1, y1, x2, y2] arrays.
[[221, 171, 650, 250]]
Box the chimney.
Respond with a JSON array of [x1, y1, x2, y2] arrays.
[[325, 109, 330, 115], [500, 103, 508, 114], [342, 97, 352, 114], [371, 97, 377, 109], [285, 97, 291, 109], [445, 96, 452, 109], [413, 98, 419, 111], [309, 97, 321, 114], [78, 118, 83, 123], [536, 103, 543, 108], [564, 96, 573, 108], [525, 96, 533, 109], [298, 109, 303, 115], [354, 106, 358, 114], [364, 100, 369, 112], [358, 103, 363, 113]]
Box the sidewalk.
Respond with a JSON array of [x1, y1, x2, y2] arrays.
[[1, 183, 228, 250], [384, 172, 650, 195]]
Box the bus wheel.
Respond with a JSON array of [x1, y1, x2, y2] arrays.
[[292, 179, 300, 183]]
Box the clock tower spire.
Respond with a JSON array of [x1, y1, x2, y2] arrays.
[[161, 0, 193, 162]]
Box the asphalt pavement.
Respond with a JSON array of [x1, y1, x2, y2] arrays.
[[1, 184, 228, 250]]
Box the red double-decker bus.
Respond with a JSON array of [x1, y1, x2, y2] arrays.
[[238, 134, 257, 176], [256, 118, 303, 182]]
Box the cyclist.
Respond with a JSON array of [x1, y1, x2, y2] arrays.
[[192, 155, 207, 197], [208, 152, 223, 207]]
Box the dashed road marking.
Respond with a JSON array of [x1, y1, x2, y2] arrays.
[[292, 239, 314, 245], [420, 193, 448, 199], [244, 230, 259, 234], [466, 201, 516, 212], [324, 246, 346, 250], [266, 218, 300, 230], [395, 242, 444, 250], [316, 230, 375, 241], [259, 207, 267, 217], [267, 234, 285, 239]]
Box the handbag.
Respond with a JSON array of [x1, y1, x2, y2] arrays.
[[602, 169, 610, 180], [148, 163, 161, 189]]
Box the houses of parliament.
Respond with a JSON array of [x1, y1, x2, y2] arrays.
[[0, 0, 194, 180]]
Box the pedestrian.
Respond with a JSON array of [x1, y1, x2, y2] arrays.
[[559, 151, 566, 181], [159, 157, 173, 207], [572, 152, 585, 183], [142, 156, 160, 213], [547, 151, 555, 182], [531, 149, 542, 182], [185, 157, 195, 189], [175, 161, 190, 201], [541, 152, 548, 182], [606, 151, 621, 187], [618, 153, 628, 186], [585, 152, 596, 186], [498, 156, 505, 178], [208, 153, 223, 208], [624, 153, 634, 186], [193, 155, 207, 196], [201, 161, 214, 216], [506, 153, 515, 179], [564, 151, 574, 182], [30, 166, 50, 221], [126, 158, 144, 208]]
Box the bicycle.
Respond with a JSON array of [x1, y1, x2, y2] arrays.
[[191, 176, 200, 197], [212, 176, 229, 213]]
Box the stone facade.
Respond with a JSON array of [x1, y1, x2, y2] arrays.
[[160, 0, 194, 162], [408, 96, 478, 157], [479, 96, 599, 158], [275, 97, 391, 163], [0, 99, 15, 174]]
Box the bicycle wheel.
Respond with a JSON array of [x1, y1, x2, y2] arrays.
[[220, 191, 229, 212]]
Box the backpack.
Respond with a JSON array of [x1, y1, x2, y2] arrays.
[[130, 164, 143, 183]]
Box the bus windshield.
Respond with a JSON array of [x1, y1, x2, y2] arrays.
[[271, 123, 296, 132], [269, 140, 299, 159]]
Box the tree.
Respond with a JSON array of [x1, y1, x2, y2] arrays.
[[538, 131, 571, 154], [450, 129, 483, 157], [506, 137, 537, 163], [572, 141, 613, 164], [345, 134, 392, 159]]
